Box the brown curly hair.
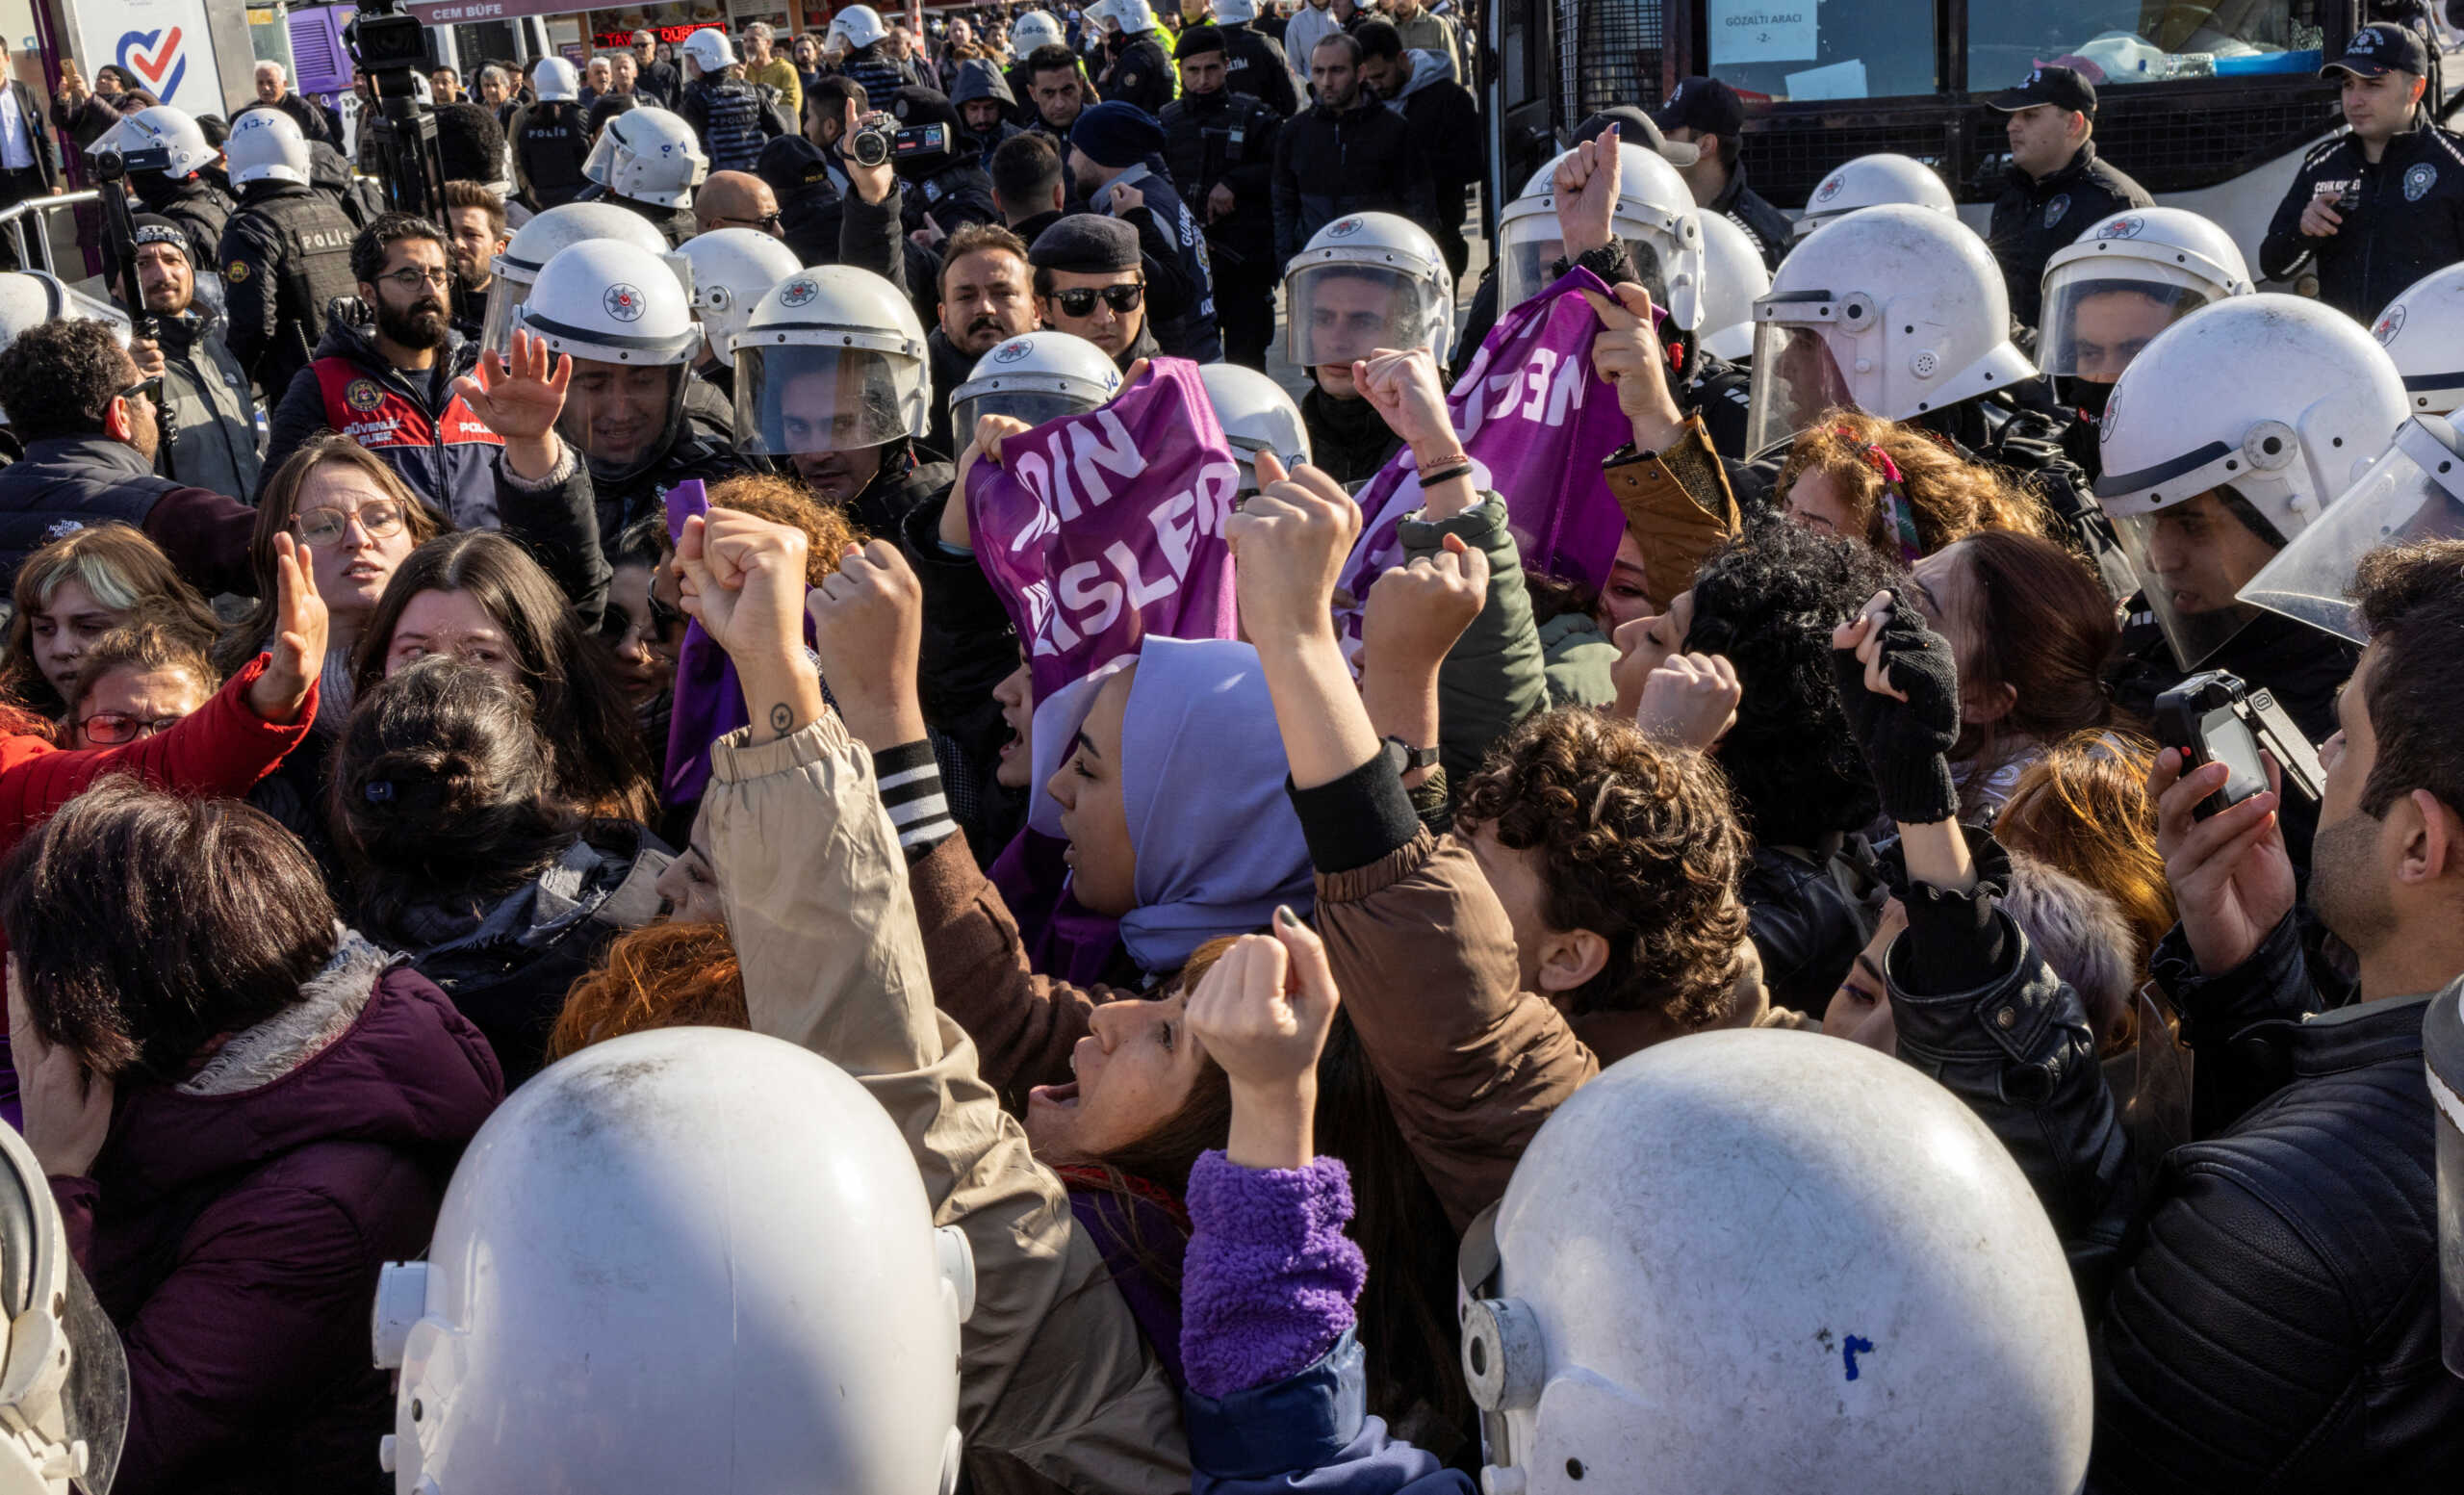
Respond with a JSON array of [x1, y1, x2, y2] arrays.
[[1777, 408, 2042, 557], [700, 474, 862, 586], [1454, 709, 1752, 1025], [548, 919, 747, 1062]]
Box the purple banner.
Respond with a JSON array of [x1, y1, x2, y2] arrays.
[[967, 359, 1245, 700], [1337, 267, 1635, 647]]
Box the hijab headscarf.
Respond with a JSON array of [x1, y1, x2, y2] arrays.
[[1028, 637, 1313, 973]]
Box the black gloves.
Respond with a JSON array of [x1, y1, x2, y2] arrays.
[[1831, 595, 1963, 826]]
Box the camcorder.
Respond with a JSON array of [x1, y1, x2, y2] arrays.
[[347, 0, 450, 221], [848, 112, 949, 169], [87, 143, 171, 184], [2152, 670, 2325, 820]]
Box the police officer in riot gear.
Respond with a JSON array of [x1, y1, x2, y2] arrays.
[[1085, 0, 1176, 116], [678, 28, 785, 176], [1163, 27, 1281, 371], [734, 264, 951, 534], [1208, 0, 1300, 118], [511, 56, 593, 212], [2263, 22, 2464, 325], [1282, 211, 1452, 482], [2368, 260, 2464, 418], [91, 105, 233, 287], [216, 109, 359, 402], [578, 106, 709, 247], [518, 238, 746, 542]]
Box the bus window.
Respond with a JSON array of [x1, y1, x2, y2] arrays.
[[1706, 0, 1937, 101], [1969, 0, 2327, 91]]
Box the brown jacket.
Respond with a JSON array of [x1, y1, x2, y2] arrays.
[[1605, 413, 1741, 612], [706, 719, 1189, 1495]]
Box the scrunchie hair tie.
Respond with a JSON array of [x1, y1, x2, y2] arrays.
[[1834, 426, 1922, 565]]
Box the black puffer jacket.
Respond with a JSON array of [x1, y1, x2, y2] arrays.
[[2086, 914, 2464, 1490]]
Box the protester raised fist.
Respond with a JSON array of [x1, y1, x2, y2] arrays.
[[1183, 910, 1341, 1170], [676, 508, 811, 662], [808, 538, 928, 749], [1227, 450, 1361, 646], [1554, 120, 1622, 260], [1353, 347, 1460, 467], [245, 532, 329, 725], [2150, 744, 2294, 977], [1635, 650, 1740, 750], [1583, 282, 1685, 454], [451, 328, 573, 480], [1362, 532, 1488, 683], [1830, 588, 1961, 826]]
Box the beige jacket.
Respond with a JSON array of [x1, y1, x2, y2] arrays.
[[704, 717, 1190, 1495]]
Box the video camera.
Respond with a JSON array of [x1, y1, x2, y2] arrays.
[[2151, 670, 2326, 820], [87, 143, 172, 184], [848, 112, 949, 169], [346, 0, 449, 222]]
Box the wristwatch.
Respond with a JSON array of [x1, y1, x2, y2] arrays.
[[1382, 735, 1439, 774]]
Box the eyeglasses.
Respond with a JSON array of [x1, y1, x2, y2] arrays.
[[1050, 282, 1144, 318], [711, 211, 784, 232], [377, 267, 453, 293], [78, 711, 184, 746], [116, 374, 161, 402], [295, 500, 410, 547]]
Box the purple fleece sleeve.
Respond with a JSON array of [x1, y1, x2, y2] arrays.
[[1181, 1149, 1368, 1401]]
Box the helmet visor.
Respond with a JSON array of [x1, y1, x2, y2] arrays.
[[61, 1256, 127, 1493], [1284, 262, 1447, 372], [1746, 321, 1858, 454], [2239, 418, 2464, 643], [1495, 216, 1665, 316], [2113, 490, 2283, 669], [2039, 278, 2209, 381], [952, 388, 1102, 438], [479, 272, 530, 361], [556, 357, 689, 484], [736, 344, 921, 458]]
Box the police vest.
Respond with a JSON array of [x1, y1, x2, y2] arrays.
[[520, 103, 590, 193], [312, 359, 504, 460], [251, 193, 360, 353], [700, 81, 768, 173]]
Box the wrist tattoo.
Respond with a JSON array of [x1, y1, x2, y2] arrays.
[[770, 703, 792, 734]]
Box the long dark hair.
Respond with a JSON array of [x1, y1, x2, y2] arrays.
[[329, 656, 587, 941], [1947, 530, 2119, 806], [351, 530, 656, 822]]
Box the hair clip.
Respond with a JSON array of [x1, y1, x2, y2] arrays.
[[364, 780, 396, 804]]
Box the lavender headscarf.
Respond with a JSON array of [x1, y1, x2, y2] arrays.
[[1027, 636, 1313, 974]]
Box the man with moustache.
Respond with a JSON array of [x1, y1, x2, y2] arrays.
[[925, 221, 1040, 452], [264, 214, 513, 527]]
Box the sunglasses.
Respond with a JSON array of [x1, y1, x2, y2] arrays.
[[713, 211, 785, 232], [1051, 282, 1144, 318]]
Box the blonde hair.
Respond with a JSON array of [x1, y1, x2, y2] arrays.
[[1777, 408, 2043, 557], [1, 526, 219, 718]]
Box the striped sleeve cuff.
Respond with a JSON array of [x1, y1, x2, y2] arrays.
[[873, 739, 960, 861]]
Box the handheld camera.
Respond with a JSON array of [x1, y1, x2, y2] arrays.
[[2152, 670, 2326, 819]]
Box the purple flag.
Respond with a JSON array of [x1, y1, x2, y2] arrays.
[[967, 359, 1245, 701], [1337, 267, 1635, 648], [660, 478, 733, 807]]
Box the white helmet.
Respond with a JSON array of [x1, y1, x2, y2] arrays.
[[374, 1028, 972, 1495], [581, 106, 709, 209], [2094, 294, 2409, 667], [2239, 413, 2464, 643], [89, 104, 215, 180], [1010, 9, 1065, 52], [831, 4, 891, 51], [1746, 203, 2035, 452], [1695, 211, 1771, 362], [679, 227, 802, 369], [1793, 153, 1958, 241], [2368, 262, 2464, 416], [733, 265, 933, 463], [530, 55, 580, 103], [481, 201, 676, 357], [682, 25, 737, 76], [0, 272, 132, 394], [1461, 1031, 2092, 1495], [950, 330, 1122, 435], [2039, 207, 2253, 383], [1198, 362, 1309, 491], [0, 1120, 132, 1493], [520, 240, 701, 484], [1284, 213, 1455, 373], [1214, 0, 1260, 22], [226, 107, 310, 186], [1495, 144, 1707, 329], [1088, 0, 1160, 33]]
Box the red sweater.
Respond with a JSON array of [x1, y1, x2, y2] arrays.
[[0, 655, 317, 1122]]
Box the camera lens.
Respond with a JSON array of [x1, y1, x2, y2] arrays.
[[855, 132, 888, 168]]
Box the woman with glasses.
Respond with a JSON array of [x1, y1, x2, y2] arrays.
[[0, 525, 221, 727], [64, 615, 218, 750]]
